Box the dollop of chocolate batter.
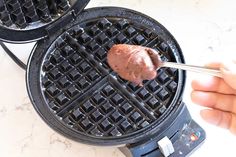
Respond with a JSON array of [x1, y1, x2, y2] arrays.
[[107, 44, 160, 86]]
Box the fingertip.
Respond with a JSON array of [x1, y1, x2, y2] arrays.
[[191, 91, 213, 107], [190, 91, 204, 105], [200, 109, 219, 125], [200, 109, 233, 129], [190, 91, 197, 103], [191, 79, 198, 89], [191, 76, 211, 90], [191, 78, 206, 90], [200, 109, 210, 120]]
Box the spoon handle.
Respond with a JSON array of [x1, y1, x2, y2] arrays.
[[160, 62, 223, 78]]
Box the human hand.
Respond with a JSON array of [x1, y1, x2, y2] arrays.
[[191, 61, 236, 135]]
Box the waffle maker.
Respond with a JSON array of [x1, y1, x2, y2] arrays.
[[0, 0, 206, 156]]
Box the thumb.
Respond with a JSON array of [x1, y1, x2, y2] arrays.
[[220, 61, 236, 90], [200, 109, 236, 135]]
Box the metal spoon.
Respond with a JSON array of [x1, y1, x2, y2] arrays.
[[159, 61, 223, 78], [148, 48, 223, 78]]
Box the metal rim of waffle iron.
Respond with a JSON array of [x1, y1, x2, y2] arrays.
[[26, 7, 186, 146], [0, 0, 89, 43]]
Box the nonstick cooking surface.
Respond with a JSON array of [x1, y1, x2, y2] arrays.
[[0, 0, 73, 29], [40, 17, 180, 138]]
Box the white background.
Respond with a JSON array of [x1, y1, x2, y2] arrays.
[[1, 0, 236, 157]]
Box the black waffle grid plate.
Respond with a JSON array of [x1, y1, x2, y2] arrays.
[[0, 0, 73, 29], [27, 7, 185, 145], [41, 18, 179, 136]]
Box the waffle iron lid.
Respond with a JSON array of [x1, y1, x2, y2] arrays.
[[0, 0, 90, 43]]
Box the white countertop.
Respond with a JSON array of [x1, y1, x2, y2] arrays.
[[1, 0, 236, 157]]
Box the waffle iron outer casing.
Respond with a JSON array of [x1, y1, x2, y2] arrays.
[[26, 7, 186, 146]]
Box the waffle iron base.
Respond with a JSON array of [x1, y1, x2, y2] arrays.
[[120, 103, 205, 157]]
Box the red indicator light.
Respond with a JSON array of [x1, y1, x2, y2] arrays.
[[190, 133, 199, 141]]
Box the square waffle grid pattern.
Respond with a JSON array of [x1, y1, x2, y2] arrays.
[[62, 82, 152, 137], [0, 0, 71, 29], [42, 41, 105, 113], [40, 17, 179, 137]]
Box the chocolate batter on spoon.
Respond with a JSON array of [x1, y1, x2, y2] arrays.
[[107, 44, 161, 86], [108, 44, 224, 83]]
